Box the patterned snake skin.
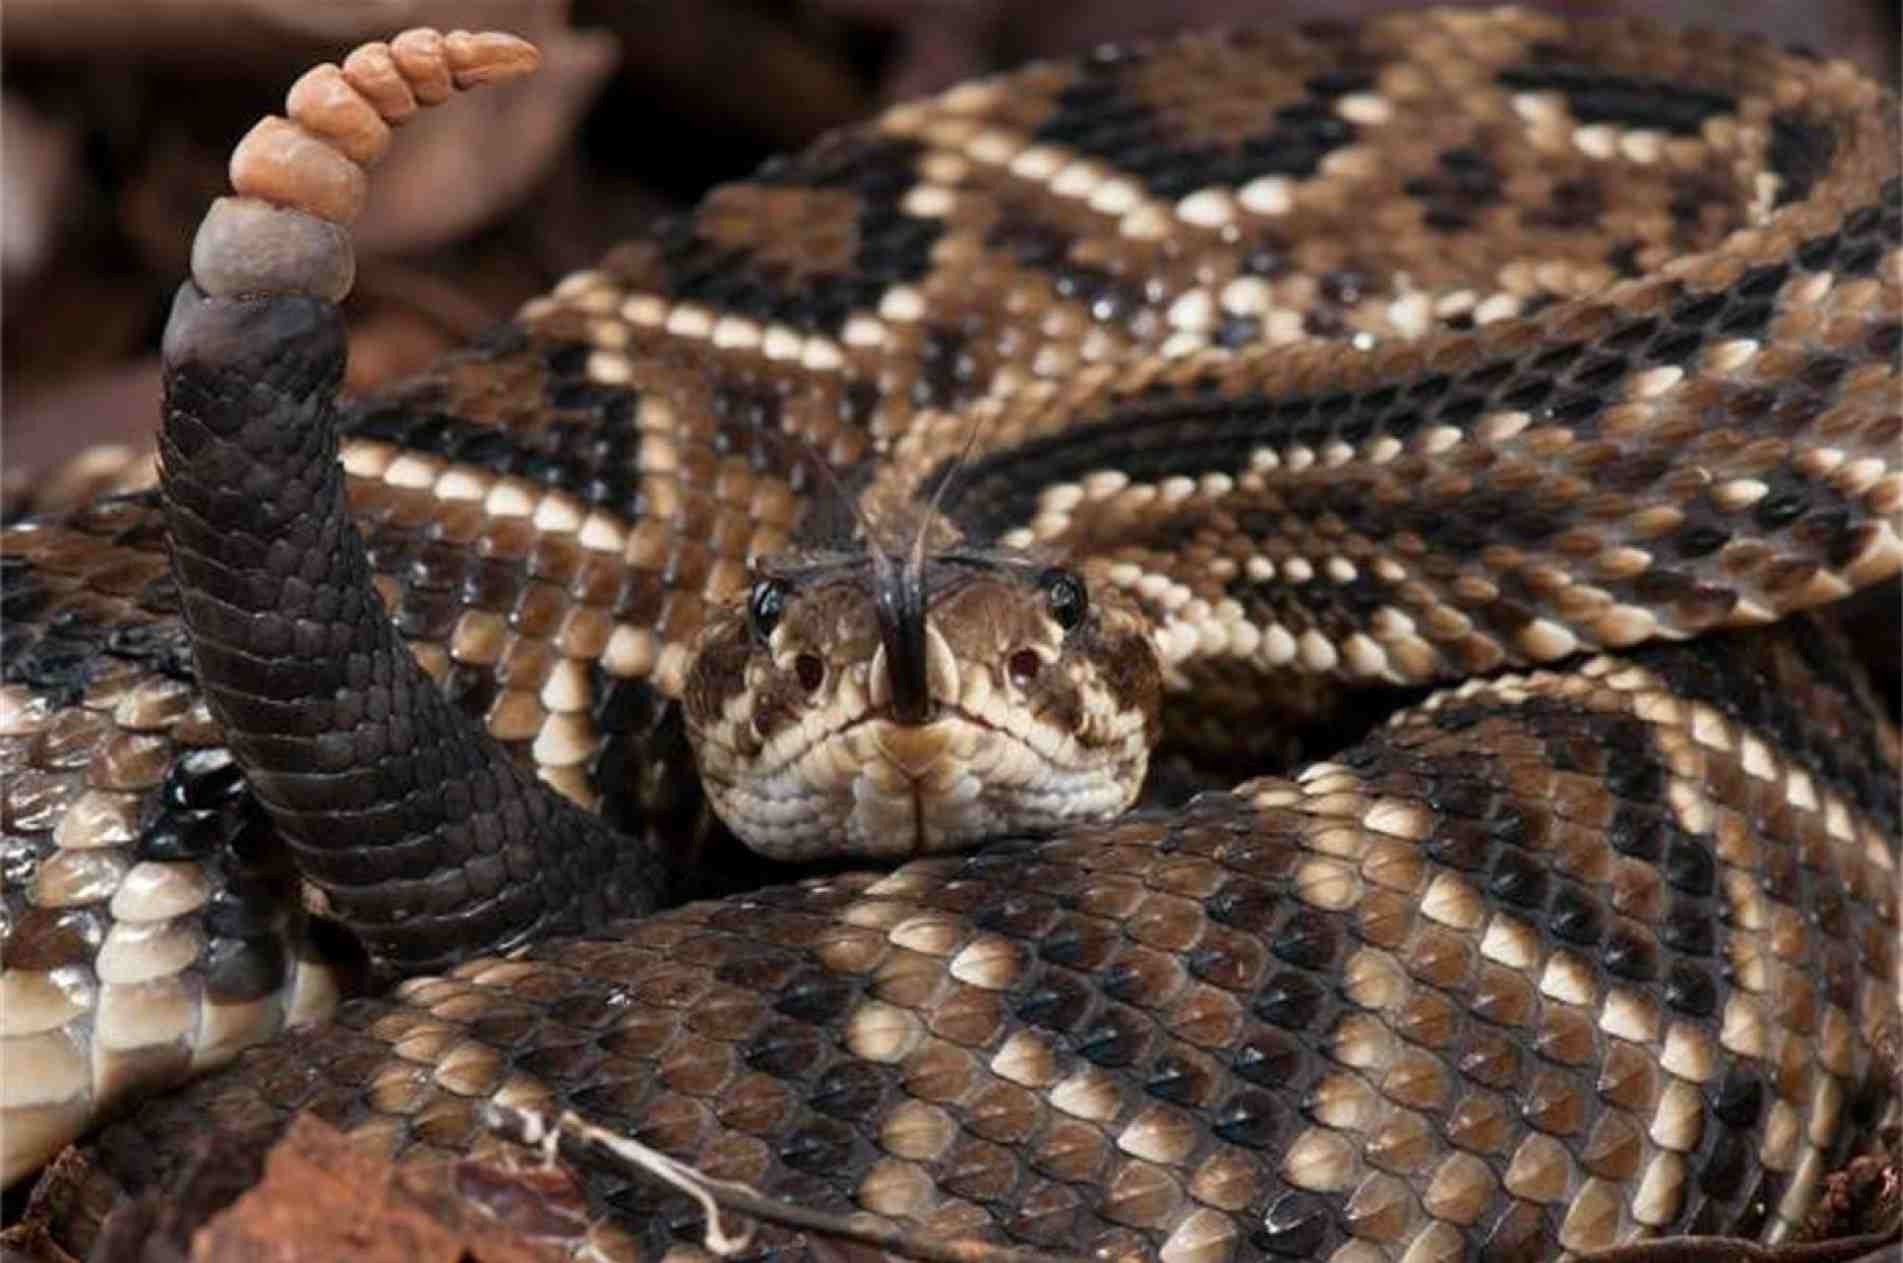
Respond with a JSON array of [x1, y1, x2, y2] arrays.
[[3, 9, 1900, 1260]]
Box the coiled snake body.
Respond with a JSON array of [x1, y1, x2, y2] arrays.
[[2, 11, 1900, 1260]]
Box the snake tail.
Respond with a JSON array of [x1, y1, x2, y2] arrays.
[[158, 29, 661, 979]]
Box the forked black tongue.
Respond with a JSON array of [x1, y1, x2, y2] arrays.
[[874, 550, 932, 724]]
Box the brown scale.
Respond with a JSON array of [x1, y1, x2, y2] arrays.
[[5, 11, 1902, 1258], [923, 14, 1729, 353], [332, 352, 782, 796], [0, 508, 360, 1184], [867, 147, 1890, 670]]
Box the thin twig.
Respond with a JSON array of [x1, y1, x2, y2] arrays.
[[482, 1102, 1091, 1263]]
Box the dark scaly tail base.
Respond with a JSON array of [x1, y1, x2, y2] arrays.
[[159, 285, 658, 979]]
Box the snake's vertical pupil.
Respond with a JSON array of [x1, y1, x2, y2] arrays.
[[749, 578, 788, 641], [1041, 569, 1088, 631]]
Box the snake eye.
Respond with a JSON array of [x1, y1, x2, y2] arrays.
[[1040, 568, 1087, 631], [748, 578, 789, 642]]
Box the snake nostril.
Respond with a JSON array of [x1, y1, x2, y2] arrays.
[[1008, 649, 1042, 688], [795, 653, 825, 692]]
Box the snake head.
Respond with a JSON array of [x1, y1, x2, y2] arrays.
[[683, 550, 1162, 861]]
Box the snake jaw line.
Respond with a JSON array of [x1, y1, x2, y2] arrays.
[[686, 550, 1160, 861]]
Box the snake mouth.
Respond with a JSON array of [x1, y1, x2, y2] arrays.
[[702, 700, 1143, 863]]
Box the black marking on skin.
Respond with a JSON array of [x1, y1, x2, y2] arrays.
[[589, 667, 766, 906], [1303, 68, 1375, 99], [1625, 623, 1900, 836], [1241, 233, 1292, 279], [1753, 464, 1864, 558], [1374, 689, 1744, 1201], [709, 377, 785, 454], [107, 612, 194, 680], [583, 926, 897, 1248], [591, 681, 691, 828], [981, 202, 1152, 326], [1867, 321, 1902, 363], [1317, 267, 1373, 307], [1796, 184, 1903, 279], [1300, 308, 1346, 340], [202, 935, 289, 1004], [944, 373, 1468, 540], [914, 323, 979, 409], [1766, 112, 1838, 208], [1403, 147, 1504, 233], [1255, 1190, 1339, 1256], [1605, 238, 1645, 278], [741, 1018, 829, 1078], [1077, 1004, 1150, 1067], [343, 402, 648, 519], [441, 662, 499, 727], [937, 181, 1890, 544], [4, 618, 114, 710], [0, 835, 37, 893], [338, 334, 666, 502], [2, 565, 193, 709], [839, 378, 881, 429], [1614, 457, 1871, 625], [134, 805, 229, 863], [1217, 314, 1263, 347], [344, 349, 810, 544], [1497, 60, 1734, 135], [203, 875, 291, 940], [654, 134, 944, 338], [1523, 176, 1605, 234], [1251, 965, 1332, 1032], [1221, 552, 1405, 657], [1295, 267, 1386, 341], [1031, 49, 1360, 200], [122, 748, 321, 1003], [0, 554, 47, 624], [1667, 171, 1741, 246]]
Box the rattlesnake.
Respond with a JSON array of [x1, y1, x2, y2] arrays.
[[3, 10, 1899, 1260]]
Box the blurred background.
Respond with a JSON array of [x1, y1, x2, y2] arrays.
[[2, 0, 1897, 512]]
